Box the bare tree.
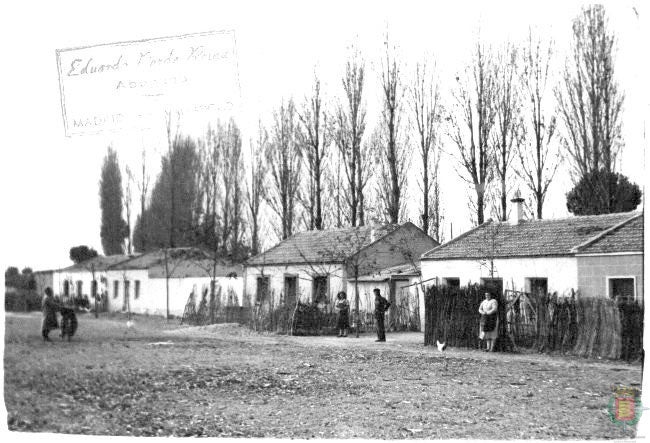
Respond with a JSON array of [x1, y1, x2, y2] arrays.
[[555, 4, 624, 178], [491, 43, 522, 221], [123, 165, 134, 254], [517, 30, 561, 219], [132, 147, 151, 251], [247, 121, 267, 256], [377, 36, 409, 224], [448, 41, 497, 226], [410, 59, 442, 237], [298, 73, 330, 231], [222, 119, 245, 256], [333, 46, 367, 226], [265, 99, 302, 240]]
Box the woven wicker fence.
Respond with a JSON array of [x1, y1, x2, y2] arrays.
[[424, 285, 643, 360]]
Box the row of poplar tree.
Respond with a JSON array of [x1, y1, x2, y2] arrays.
[[98, 4, 640, 261]]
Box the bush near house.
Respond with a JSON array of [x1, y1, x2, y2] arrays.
[[424, 284, 643, 361], [5, 289, 42, 312]]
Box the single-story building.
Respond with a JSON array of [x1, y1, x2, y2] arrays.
[[349, 262, 425, 331], [420, 197, 642, 302], [106, 248, 243, 317], [573, 213, 643, 301], [52, 254, 135, 305], [244, 222, 439, 314]]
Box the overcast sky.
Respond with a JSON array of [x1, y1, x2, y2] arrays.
[[1, 0, 647, 272]]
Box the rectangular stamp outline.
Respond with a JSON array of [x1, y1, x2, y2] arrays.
[[55, 29, 239, 137]]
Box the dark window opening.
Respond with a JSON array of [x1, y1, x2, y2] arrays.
[[134, 280, 141, 299], [63, 280, 70, 297], [443, 278, 460, 288], [113, 280, 119, 299], [312, 276, 328, 304], [76, 280, 83, 297], [610, 278, 635, 302], [526, 278, 548, 297]]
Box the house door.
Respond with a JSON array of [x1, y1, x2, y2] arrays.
[[284, 276, 297, 305], [389, 279, 409, 331], [123, 280, 130, 312]]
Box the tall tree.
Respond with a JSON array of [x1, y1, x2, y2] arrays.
[[99, 147, 127, 255], [517, 31, 561, 219], [265, 99, 302, 240], [132, 147, 151, 252], [333, 47, 367, 226], [298, 73, 329, 230], [566, 170, 641, 215], [377, 37, 409, 224], [491, 43, 522, 221], [138, 135, 202, 249], [555, 4, 624, 178], [222, 119, 246, 257], [448, 41, 497, 226], [410, 59, 442, 236], [247, 122, 268, 256]]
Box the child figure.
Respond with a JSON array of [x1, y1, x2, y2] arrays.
[[335, 291, 350, 337]]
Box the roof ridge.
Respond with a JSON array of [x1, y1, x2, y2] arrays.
[[422, 219, 494, 258], [571, 213, 643, 253], [522, 210, 640, 224]]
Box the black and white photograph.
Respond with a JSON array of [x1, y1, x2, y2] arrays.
[[1, 0, 648, 439]]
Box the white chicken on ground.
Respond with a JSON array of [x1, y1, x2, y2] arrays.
[[436, 340, 447, 352]]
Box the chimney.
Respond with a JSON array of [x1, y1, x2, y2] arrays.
[[510, 190, 525, 225]]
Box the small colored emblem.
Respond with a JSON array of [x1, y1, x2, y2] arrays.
[[608, 386, 642, 426]]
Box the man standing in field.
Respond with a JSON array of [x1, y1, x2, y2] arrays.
[[373, 288, 391, 342]]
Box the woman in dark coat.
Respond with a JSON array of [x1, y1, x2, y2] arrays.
[[335, 291, 350, 337], [41, 287, 59, 341]]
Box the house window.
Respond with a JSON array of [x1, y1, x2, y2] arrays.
[[63, 280, 70, 297], [526, 278, 548, 297], [480, 278, 503, 297], [91, 280, 98, 299], [443, 278, 460, 288], [76, 280, 83, 296], [312, 276, 329, 304], [256, 276, 270, 303], [284, 275, 297, 305], [134, 280, 141, 299], [113, 280, 119, 299], [608, 277, 635, 302]]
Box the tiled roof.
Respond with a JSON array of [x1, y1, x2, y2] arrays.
[[148, 259, 242, 279], [353, 262, 420, 282], [60, 254, 136, 272], [246, 224, 402, 266], [108, 248, 240, 278], [422, 212, 640, 260], [573, 214, 643, 254]]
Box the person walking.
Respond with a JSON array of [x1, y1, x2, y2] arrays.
[[479, 292, 499, 351], [335, 291, 350, 337], [41, 287, 59, 342], [373, 288, 391, 342]]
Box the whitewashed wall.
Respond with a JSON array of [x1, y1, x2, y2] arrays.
[[420, 256, 579, 295], [52, 269, 109, 300], [243, 263, 347, 307], [105, 270, 243, 317]]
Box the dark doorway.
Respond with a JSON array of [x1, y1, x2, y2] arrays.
[[256, 276, 270, 304], [312, 276, 328, 304], [284, 275, 297, 305]]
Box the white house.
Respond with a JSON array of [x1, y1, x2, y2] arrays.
[[106, 248, 243, 317], [243, 222, 439, 317], [349, 262, 425, 331], [52, 254, 135, 305], [420, 197, 642, 302]]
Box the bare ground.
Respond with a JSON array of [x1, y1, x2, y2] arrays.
[[4, 312, 642, 438]]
